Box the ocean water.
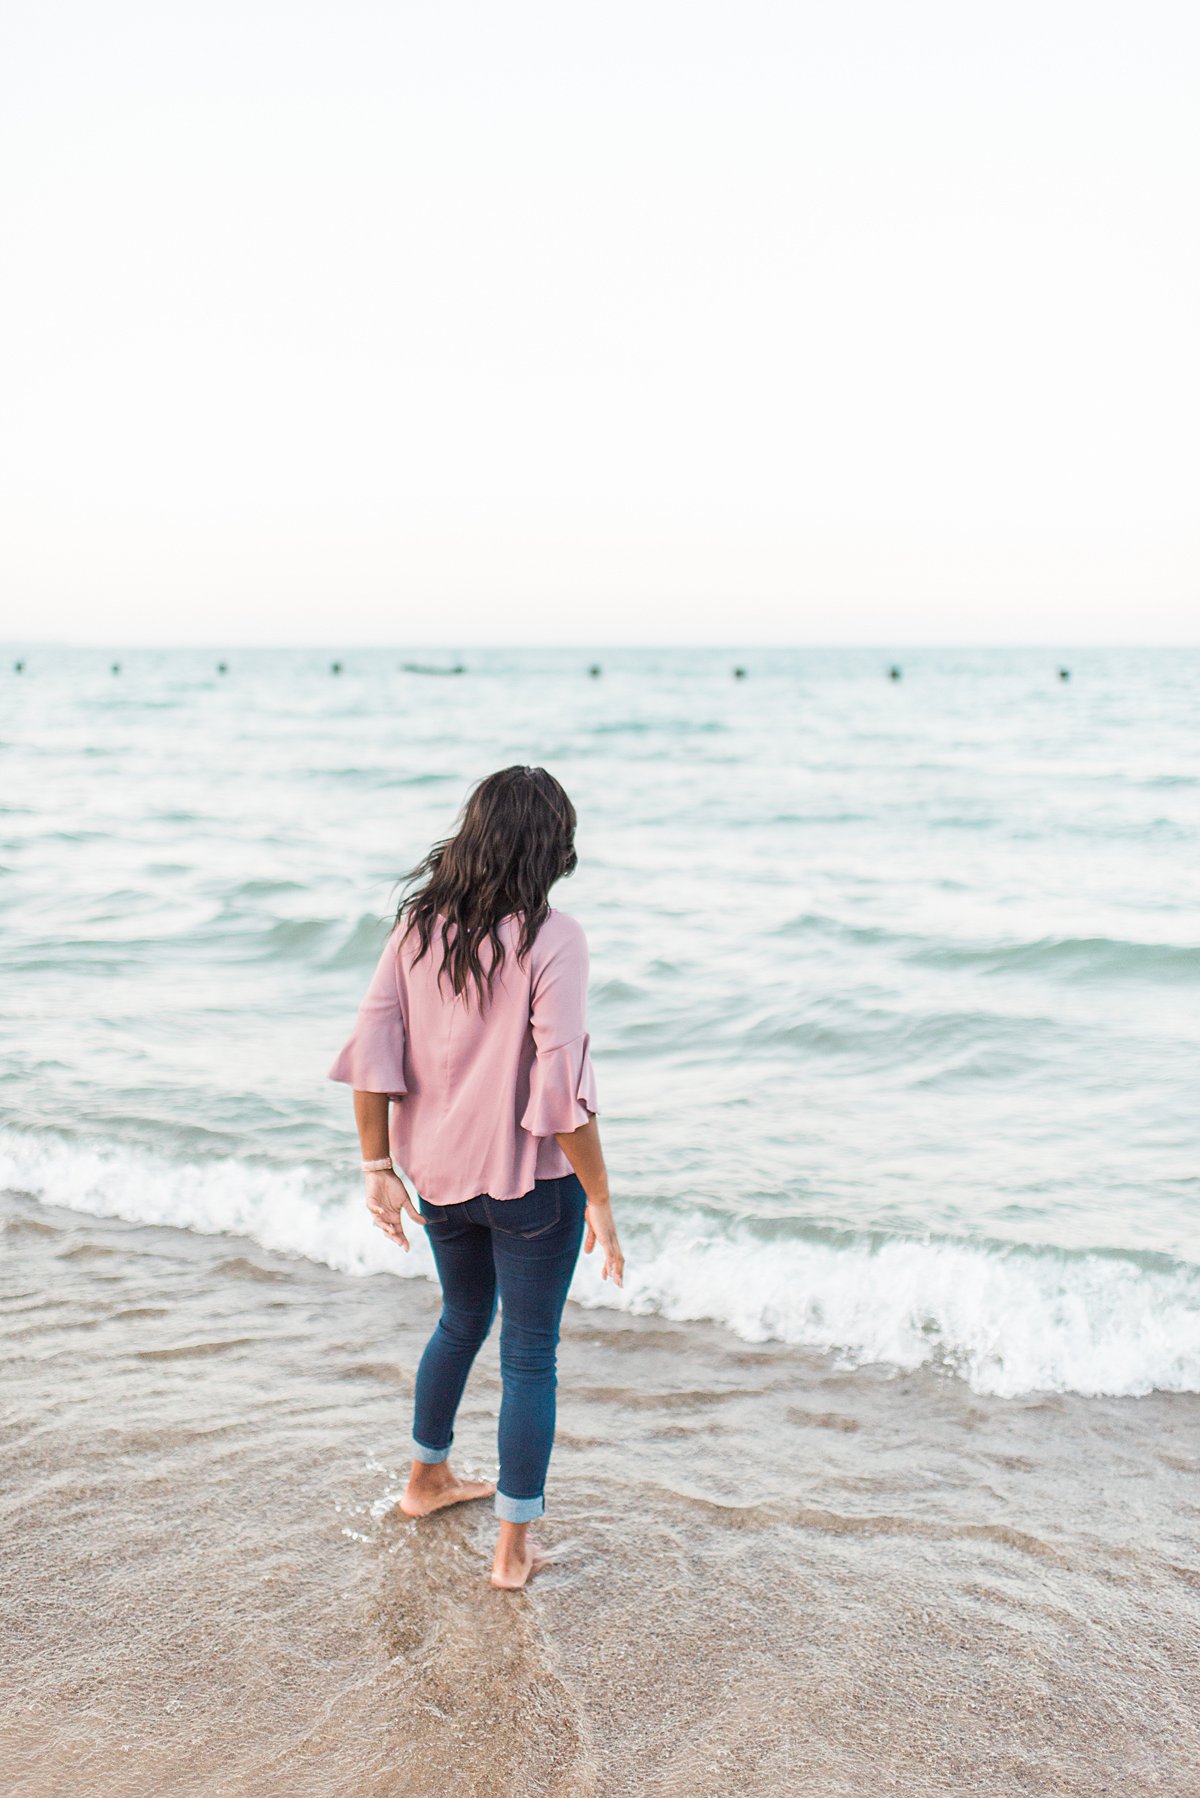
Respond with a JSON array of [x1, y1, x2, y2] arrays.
[[2, 643, 1198, 1400]]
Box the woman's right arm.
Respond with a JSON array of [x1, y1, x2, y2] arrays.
[[525, 915, 624, 1287], [555, 1115, 624, 1288]]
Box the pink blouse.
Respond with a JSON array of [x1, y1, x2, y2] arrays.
[[327, 907, 598, 1205]]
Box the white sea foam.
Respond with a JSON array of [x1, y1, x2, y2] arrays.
[[0, 1128, 413, 1284], [595, 1218, 1200, 1399], [4, 1127, 1198, 1401]]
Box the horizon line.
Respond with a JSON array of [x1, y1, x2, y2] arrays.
[[6, 640, 1200, 654]]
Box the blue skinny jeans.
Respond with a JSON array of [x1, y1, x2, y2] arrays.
[[411, 1172, 587, 1522]]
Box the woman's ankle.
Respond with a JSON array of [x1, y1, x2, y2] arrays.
[[409, 1457, 453, 1483]]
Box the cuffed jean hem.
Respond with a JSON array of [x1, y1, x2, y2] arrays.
[[411, 1437, 451, 1464], [495, 1490, 545, 1523]]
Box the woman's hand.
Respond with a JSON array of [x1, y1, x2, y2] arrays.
[[583, 1196, 624, 1288], [365, 1169, 426, 1251]]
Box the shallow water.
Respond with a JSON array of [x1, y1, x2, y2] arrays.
[[2, 644, 1198, 1397], [4, 1192, 1198, 1795]]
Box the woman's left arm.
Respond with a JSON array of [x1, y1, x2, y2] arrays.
[[355, 1088, 391, 1163], [326, 929, 426, 1250], [355, 1088, 427, 1250]]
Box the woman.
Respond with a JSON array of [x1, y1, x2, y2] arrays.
[[327, 765, 623, 1591]]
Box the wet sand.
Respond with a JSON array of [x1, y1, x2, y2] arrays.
[[3, 1185, 1199, 1797]]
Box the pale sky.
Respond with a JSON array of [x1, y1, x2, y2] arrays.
[[2, 1, 1197, 645]]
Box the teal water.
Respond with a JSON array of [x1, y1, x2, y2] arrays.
[[2, 645, 1198, 1395]]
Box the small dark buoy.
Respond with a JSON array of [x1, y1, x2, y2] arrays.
[[1058, 667, 1070, 681], [733, 665, 746, 679], [889, 665, 902, 681], [588, 663, 602, 678], [111, 661, 121, 675], [14, 659, 24, 674], [217, 661, 228, 675], [330, 660, 342, 675]]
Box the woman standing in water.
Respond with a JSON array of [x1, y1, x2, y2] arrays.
[[328, 765, 623, 1590]]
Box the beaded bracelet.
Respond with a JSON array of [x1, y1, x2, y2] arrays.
[[361, 1157, 394, 1172]]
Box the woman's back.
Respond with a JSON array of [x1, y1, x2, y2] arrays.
[[328, 906, 598, 1204]]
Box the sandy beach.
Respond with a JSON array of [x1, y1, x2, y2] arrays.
[[5, 1183, 1198, 1796]]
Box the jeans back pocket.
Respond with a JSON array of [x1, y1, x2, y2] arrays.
[[419, 1196, 474, 1240], [484, 1180, 563, 1239]]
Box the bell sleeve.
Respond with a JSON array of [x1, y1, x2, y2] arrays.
[[520, 918, 599, 1137], [326, 926, 409, 1099]]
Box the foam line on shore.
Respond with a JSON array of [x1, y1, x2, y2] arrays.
[[3, 1125, 1198, 1401]]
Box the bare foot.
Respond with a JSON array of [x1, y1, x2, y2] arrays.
[[490, 1537, 552, 1590], [398, 1461, 497, 1518]]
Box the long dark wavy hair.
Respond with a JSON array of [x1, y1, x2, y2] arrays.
[[395, 765, 578, 1009]]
